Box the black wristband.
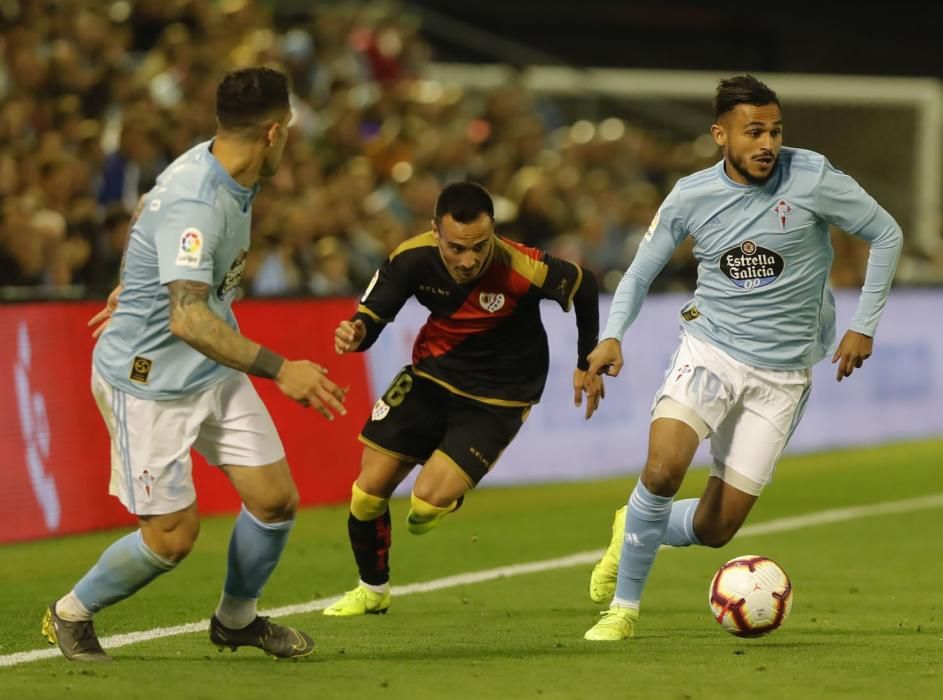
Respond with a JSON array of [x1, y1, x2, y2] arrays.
[[249, 346, 285, 379]]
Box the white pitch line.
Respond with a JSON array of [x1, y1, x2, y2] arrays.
[[3, 492, 942, 669]]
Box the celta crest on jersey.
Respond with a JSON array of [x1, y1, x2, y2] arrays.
[[720, 241, 784, 289], [773, 199, 793, 231]]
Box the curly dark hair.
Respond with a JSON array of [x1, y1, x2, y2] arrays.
[[714, 75, 780, 121]]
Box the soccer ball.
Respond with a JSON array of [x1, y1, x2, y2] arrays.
[[709, 555, 793, 637]]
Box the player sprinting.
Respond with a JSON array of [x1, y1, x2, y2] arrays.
[[42, 67, 347, 662], [324, 181, 603, 616], [583, 74, 903, 641]]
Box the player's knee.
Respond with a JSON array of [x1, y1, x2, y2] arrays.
[[355, 469, 399, 500], [696, 519, 740, 548], [249, 484, 299, 523], [147, 522, 200, 563], [411, 482, 459, 509], [642, 459, 685, 496], [350, 483, 390, 521]]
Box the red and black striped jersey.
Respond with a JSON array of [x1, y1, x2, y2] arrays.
[[352, 231, 589, 406]]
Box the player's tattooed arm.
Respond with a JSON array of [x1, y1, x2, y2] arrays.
[[167, 279, 283, 378], [167, 282, 347, 419]]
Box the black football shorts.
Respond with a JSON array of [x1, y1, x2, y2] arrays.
[[359, 366, 530, 485]]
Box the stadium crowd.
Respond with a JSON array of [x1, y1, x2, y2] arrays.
[[1, 0, 937, 298]]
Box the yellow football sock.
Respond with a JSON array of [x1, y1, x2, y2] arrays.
[[407, 493, 458, 534], [350, 483, 389, 522]]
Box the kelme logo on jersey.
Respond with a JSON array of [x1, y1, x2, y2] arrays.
[[479, 292, 505, 313], [175, 228, 203, 268], [720, 240, 784, 290]]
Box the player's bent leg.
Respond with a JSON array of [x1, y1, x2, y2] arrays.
[[407, 450, 472, 535], [208, 458, 312, 658], [692, 471, 760, 547], [656, 397, 711, 549], [43, 502, 196, 662], [325, 447, 413, 617], [584, 417, 699, 640], [323, 484, 394, 617], [589, 400, 711, 604]]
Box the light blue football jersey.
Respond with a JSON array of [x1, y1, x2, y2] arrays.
[[93, 140, 259, 399], [603, 147, 902, 370]]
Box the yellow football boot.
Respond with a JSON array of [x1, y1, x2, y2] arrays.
[[583, 606, 639, 641], [589, 505, 626, 603], [323, 585, 391, 616]]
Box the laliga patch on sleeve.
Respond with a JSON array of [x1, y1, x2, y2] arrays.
[[176, 228, 203, 268]]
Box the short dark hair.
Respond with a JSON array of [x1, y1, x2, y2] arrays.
[[434, 181, 494, 224], [216, 67, 290, 130], [713, 74, 780, 121]]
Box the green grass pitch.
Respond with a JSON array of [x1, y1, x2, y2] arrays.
[[1, 439, 941, 699]]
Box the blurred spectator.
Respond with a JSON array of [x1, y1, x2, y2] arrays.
[[308, 237, 357, 297], [6, 0, 922, 301], [88, 205, 132, 292]]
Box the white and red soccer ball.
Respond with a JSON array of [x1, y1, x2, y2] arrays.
[[709, 555, 793, 637]]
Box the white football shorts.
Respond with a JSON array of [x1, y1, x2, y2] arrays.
[[652, 332, 812, 495], [91, 367, 285, 516]]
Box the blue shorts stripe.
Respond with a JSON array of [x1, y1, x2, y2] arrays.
[[114, 388, 136, 513]]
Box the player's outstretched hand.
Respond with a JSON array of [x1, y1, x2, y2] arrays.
[[574, 368, 605, 420], [586, 338, 623, 377], [832, 330, 873, 382], [334, 319, 366, 354], [88, 285, 122, 338], [276, 360, 349, 420]]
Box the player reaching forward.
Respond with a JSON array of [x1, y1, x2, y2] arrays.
[[324, 181, 603, 616], [42, 67, 347, 662], [582, 74, 902, 641]]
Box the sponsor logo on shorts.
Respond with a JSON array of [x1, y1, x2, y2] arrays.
[[371, 399, 390, 421], [176, 228, 203, 268], [130, 356, 152, 384], [674, 363, 692, 381], [469, 446, 491, 468], [720, 241, 784, 289], [479, 292, 505, 313]]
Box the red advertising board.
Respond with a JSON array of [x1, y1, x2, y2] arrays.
[[0, 299, 371, 544]]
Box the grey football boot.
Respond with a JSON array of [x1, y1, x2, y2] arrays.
[[209, 615, 314, 659], [42, 602, 111, 662]]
